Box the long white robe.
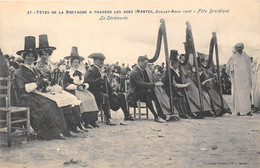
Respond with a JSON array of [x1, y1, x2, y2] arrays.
[[252, 58, 260, 108], [226, 51, 252, 114]]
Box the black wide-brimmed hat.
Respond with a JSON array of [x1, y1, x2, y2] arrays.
[[64, 46, 85, 61], [109, 93, 120, 111], [16, 36, 38, 56], [36, 34, 56, 51], [169, 50, 179, 62], [88, 53, 106, 60]]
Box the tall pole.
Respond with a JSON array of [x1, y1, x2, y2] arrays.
[[186, 21, 204, 112], [213, 32, 224, 108], [160, 19, 174, 114]]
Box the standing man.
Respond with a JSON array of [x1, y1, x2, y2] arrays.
[[251, 57, 260, 112], [226, 43, 252, 116], [127, 55, 166, 123]]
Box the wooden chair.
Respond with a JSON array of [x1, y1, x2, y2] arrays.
[[125, 79, 149, 119], [0, 76, 30, 147]]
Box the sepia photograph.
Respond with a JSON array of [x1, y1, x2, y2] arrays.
[[0, 1, 259, 168]]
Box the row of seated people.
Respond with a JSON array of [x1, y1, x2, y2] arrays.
[[8, 35, 137, 141], [161, 50, 231, 118], [2, 35, 231, 141]]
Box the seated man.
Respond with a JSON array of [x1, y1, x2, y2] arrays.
[[86, 53, 134, 126], [127, 55, 166, 123]]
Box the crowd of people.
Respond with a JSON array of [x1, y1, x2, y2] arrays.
[[0, 34, 259, 141]]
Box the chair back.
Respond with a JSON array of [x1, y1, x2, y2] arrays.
[[0, 76, 11, 107]]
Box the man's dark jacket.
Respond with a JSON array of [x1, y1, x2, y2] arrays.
[[127, 66, 155, 106]]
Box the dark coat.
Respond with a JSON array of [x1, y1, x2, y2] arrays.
[[14, 66, 43, 100], [85, 65, 112, 107], [63, 70, 85, 95], [127, 66, 155, 106], [13, 65, 67, 137], [162, 68, 184, 98]]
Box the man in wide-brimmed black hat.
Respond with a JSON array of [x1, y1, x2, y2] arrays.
[[86, 53, 134, 125]]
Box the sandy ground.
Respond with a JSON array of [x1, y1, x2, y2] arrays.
[[0, 95, 259, 168]]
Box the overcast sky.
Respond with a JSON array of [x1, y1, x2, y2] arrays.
[[0, 1, 259, 66]]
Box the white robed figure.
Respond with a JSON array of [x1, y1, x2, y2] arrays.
[[251, 56, 260, 111], [226, 43, 252, 115]]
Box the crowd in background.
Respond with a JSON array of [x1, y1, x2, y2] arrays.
[[3, 54, 232, 95]]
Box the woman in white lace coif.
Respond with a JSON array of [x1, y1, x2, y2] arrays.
[[63, 47, 99, 128]]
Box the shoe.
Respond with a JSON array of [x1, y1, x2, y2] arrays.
[[209, 111, 216, 118], [247, 112, 253, 116], [237, 112, 241, 116], [166, 115, 180, 121], [55, 135, 66, 140], [62, 130, 77, 138], [159, 114, 167, 120], [227, 111, 232, 115], [154, 117, 166, 123], [84, 123, 93, 129], [120, 121, 128, 125], [70, 127, 81, 133], [180, 115, 188, 119], [212, 114, 217, 118], [78, 124, 89, 132], [66, 134, 77, 138], [89, 122, 99, 128], [124, 115, 135, 121], [189, 112, 198, 119], [216, 110, 225, 117], [64, 132, 77, 138], [106, 119, 116, 126]]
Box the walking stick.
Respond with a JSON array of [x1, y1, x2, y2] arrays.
[[104, 75, 111, 117]]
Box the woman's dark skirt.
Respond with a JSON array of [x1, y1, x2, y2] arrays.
[[21, 92, 67, 140]]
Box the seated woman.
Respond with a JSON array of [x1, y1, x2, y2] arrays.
[[14, 36, 73, 140], [162, 50, 192, 118], [34, 34, 83, 132], [179, 54, 212, 118], [198, 57, 231, 116], [190, 57, 215, 117], [63, 47, 99, 128]]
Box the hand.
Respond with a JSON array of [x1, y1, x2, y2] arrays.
[[9, 66, 16, 72], [102, 74, 107, 79], [84, 83, 89, 90], [46, 86, 53, 92], [185, 83, 190, 87], [155, 82, 163, 87], [43, 78, 51, 85], [112, 91, 118, 96]]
